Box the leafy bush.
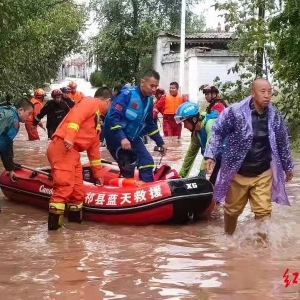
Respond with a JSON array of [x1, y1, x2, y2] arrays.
[[90, 71, 103, 88]]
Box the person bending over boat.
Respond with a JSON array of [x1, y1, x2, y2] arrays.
[[33, 89, 71, 139], [0, 98, 33, 182], [46, 87, 113, 231], [103, 69, 167, 182], [175, 98, 226, 184], [204, 78, 294, 235]]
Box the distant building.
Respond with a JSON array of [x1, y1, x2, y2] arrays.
[[153, 32, 240, 105], [84, 52, 98, 81], [64, 55, 86, 78]]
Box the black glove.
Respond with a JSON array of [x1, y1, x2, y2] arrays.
[[33, 119, 39, 127]]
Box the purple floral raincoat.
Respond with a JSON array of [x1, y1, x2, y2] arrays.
[[204, 96, 294, 205]]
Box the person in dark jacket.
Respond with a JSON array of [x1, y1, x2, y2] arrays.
[[112, 85, 123, 98], [33, 89, 71, 139], [60, 86, 75, 108]]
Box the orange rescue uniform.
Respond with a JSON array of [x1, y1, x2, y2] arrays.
[[155, 94, 187, 138], [47, 97, 103, 213], [25, 97, 44, 140], [68, 91, 85, 104]]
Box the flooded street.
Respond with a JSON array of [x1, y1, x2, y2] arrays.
[[0, 78, 300, 299]]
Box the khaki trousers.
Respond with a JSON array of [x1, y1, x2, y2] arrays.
[[224, 169, 273, 218]]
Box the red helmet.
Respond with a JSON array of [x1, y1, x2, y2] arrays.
[[156, 87, 165, 94], [51, 89, 63, 98], [34, 88, 45, 98]]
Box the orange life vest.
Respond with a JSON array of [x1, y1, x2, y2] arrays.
[[68, 91, 84, 104], [27, 98, 43, 122], [164, 94, 184, 114]]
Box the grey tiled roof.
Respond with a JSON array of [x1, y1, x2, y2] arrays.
[[158, 31, 235, 39]]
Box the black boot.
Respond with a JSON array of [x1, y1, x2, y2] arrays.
[[68, 210, 82, 223], [48, 212, 64, 230], [67, 204, 83, 223]]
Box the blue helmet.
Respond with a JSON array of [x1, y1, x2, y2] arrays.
[[174, 102, 199, 124]]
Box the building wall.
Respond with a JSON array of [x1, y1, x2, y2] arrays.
[[157, 53, 239, 104], [153, 36, 171, 79], [84, 54, 97, 81], [154, 34, 240, 106], [158, 60, 189, 96], [196, 55, 239, 105]]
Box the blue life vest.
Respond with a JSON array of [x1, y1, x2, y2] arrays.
[[197, 110, 225, 157], [122, 87, 152, 141], [0, 105, 20, 151], [197, 110, 219, 154]]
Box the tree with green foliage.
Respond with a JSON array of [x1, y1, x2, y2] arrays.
[[212, 0, 280, 104], [269, 0, 300, 148], [270, 0, 300, 86], [0, 0, 86, 101], [89, 0, 204, 87], [212, 0, 300, 148], [90, 71, 104, 87]]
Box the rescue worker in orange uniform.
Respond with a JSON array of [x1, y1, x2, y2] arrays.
[[46, 87, 113, 230], [67, 81, 85, 104], [25, 88, 46, 140], [154, 82, 187, 138]]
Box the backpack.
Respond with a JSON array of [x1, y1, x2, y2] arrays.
[[154, 164, 180, 181]]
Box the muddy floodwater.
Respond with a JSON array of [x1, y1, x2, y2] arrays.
[[0, 79, 300, 300]]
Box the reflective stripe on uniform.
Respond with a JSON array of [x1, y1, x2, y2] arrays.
[[67, 122, 80, 131], [110, 125, 122, 130], [148, 129, 159, 136], [49, 202, 65, 211], [138, 164, 155, 170], [96, 124, 101, 130], [90, 159, 101, 166]]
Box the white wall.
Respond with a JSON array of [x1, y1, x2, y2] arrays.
[[197, 56, 239, 105], [153, 36, 171, 79], [188, 56, 199, 102], [158, 54, 239, 104]]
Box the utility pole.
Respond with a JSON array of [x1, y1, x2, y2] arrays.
[[179, 0, 186, 94], [256, 0, 265, 78]]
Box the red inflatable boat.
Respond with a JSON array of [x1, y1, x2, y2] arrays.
[[0, 160, 214, 225]]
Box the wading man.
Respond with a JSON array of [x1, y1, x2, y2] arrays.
[[204, 78, 294, 235]]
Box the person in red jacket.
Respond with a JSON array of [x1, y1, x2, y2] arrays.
[[25, 88, 46, 140], [154, 82, 187, 138], [46, 88, 112, 230], [202, 85, 227, 114], [153, 87, 165, 125]]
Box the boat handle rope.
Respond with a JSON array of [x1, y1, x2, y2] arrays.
[[20, 165, 53, 180], [153, 146, 164, 171]]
